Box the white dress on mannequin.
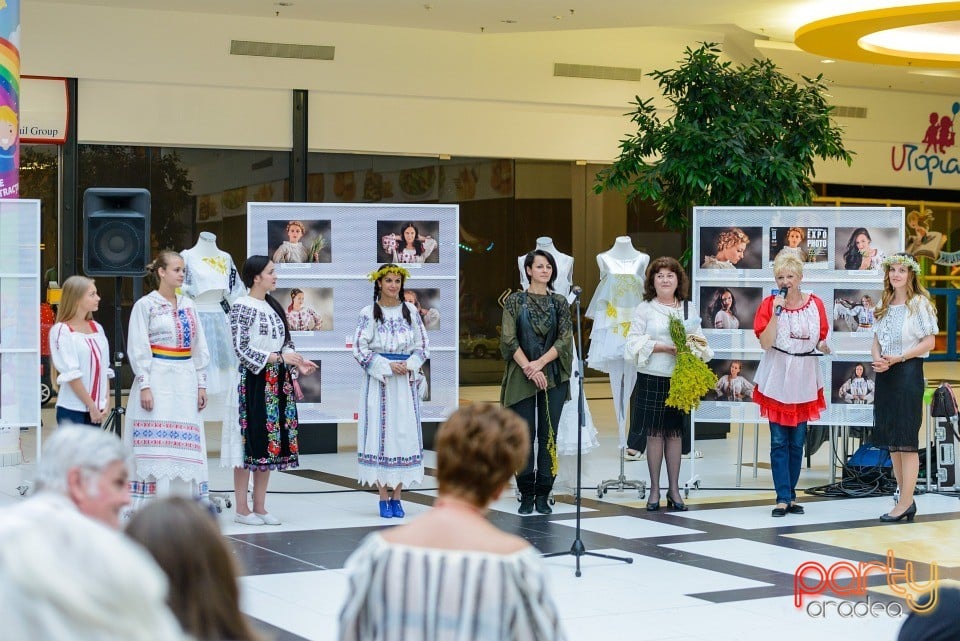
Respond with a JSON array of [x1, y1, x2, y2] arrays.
[[584, 237, 649, 448], [518, 238, 599, 456], [180, 232, 248, 469]]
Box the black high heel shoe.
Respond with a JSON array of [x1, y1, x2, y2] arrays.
[[880, 502, 916, 523], [666, 494, 688, 512], [646, 500, 660, 511]]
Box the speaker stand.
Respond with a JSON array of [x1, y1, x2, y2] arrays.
[[101, 277, 125, 436]]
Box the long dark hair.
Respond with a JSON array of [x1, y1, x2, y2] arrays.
[[843, 227, 871, 270], [708, 288, 737, 320], [241, 255, 290, 344], [399, 222, 423, 257], [523, 249, 558, 291], [372, 264, 413, 325]]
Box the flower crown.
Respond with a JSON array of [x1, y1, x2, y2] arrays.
[[367, 265, 411, 282], [881, 253, 921, 274]]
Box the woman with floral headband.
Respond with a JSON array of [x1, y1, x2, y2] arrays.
[[353, 264, 430, 518], [871, 253, 938, 523], [273, 220, 325, 263]]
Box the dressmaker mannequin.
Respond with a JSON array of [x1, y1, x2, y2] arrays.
[[585, 237, 650, 447], [181, 232, 247, 468], [517, 238, 599, 460]]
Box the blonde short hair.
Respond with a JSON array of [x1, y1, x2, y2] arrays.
[[773, 252, 804, 278]]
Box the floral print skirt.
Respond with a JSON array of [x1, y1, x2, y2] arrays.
[[239, 361, 299, 471]]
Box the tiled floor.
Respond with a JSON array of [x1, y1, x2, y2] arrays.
[[3, 371, 959, 640]]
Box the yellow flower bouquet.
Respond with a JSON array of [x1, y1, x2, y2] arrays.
[[665, 315, 717, 412]]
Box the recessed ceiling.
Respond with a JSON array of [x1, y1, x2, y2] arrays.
[[36, 0, 960, 95]]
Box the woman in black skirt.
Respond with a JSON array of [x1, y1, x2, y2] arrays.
[[229, 256, 317, 526], [871, 253, 938, 522], [625, 257, 712, 511]]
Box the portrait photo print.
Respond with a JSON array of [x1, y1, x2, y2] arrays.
[[296, 359, 322, 404], [700, 286, 763, 331], [377, 220, 440, 264], [268, 219, 332, 264], [275, 287, 334, 332], [699, 226, 762, 270]]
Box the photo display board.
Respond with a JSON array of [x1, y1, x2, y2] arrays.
[[693, 206, 904, 426], [0, 200, 41, 465], [248, 203, 459, 423]]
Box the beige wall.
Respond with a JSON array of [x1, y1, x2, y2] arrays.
[[23, 2, 960, 192]]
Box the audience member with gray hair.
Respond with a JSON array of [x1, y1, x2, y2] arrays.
[[28, 425, 132, 528], [0, 427, 188, 641]]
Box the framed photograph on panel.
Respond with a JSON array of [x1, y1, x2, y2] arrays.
[[295, 359, 323, 404], [834, 226, 899, 272], [403, 288, 441, 331], [832, 288, 882, 334], [700, 285, 763, 330], [275, 287, 334, 333], [768, 226, 829, 267], [831, 361, 875, 405], [377, 220, 440, 264], [699, 226, 763, 271], [268, 219, 332, 264], [709, 359, 759, 402]]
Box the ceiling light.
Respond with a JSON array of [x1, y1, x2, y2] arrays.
[[501, 19, 518, 24], [820, 58, 836, 63], [795, 3, 960, 68]]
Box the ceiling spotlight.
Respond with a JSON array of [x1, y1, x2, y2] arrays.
[[501, 19, 518, 24], [820, 58, 836, 64], [553, 15, 562, 20]]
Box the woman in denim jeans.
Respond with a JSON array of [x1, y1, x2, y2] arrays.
[[752, 253, 831, 517]]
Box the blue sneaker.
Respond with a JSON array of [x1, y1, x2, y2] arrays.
[[389, 499, 405, 518], [378, 500, 393, 518]]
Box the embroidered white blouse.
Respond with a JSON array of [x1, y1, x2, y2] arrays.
[[181, 249, 246, 301], [127, 291, 210, 389], [874, 297, 938, 358], [230, 296, 294, 373], [49, 321, 114, 412], [624, 300, 713, 377]]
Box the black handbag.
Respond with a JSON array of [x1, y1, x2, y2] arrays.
[[931, 382, 958, 418]]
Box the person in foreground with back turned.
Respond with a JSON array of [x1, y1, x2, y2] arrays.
[[500, 250, 572, 515], [871, 253, 937, 523], [752, 252, 830, 518], [126, 497, 265, 641], [338, 403, 567, 641]]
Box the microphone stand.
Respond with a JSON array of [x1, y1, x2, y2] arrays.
[[544, 287, 634, 576]]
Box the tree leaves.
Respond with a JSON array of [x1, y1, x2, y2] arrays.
[[597, 43, 854, 234]]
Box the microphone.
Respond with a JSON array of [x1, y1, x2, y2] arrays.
[[571, 286, 582, 299], [773, 287, 787, 317]]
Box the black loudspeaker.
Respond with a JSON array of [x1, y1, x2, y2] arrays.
[[83, 188, 151, 276]]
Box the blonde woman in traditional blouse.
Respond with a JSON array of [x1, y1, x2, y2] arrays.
[[125, 251, 211, 509], [871, 253, 938, 523], [48, 276, 113, 427]]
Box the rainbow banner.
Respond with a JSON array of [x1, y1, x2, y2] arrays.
[[0, 0, 19, 198]]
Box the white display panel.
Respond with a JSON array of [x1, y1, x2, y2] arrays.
[[247, 202, 459, 423], [692, 206, 904, 427], [0, 200, 41, 465]]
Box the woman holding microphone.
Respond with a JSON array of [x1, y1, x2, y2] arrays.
[[752, 253, 830, 517]]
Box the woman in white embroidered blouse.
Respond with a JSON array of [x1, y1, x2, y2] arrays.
[[338, 404, 567, 641], [624, 257, 712, 511], [125, 251, 211, 510], [871, 253, 938, 523], [48, 275, 113, 427]]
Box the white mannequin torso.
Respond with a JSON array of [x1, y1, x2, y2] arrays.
[[517, 236, 574, 297], [596, 237, 649, 277]]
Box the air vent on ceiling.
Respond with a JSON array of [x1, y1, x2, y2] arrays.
[[833, 105, 868, 119], [554, 63, 642, 82], [230, 40, 335, 61]]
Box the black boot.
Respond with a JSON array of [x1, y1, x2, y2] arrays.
[[518, 495, 535, 515], [534, 495, 552, 515]]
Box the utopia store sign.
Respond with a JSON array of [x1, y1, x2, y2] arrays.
[[890, 101, 959, 186], [794, 551, 938, 619]]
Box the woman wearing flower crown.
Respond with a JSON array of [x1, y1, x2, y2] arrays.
[[871, 253, 938, 523], [353, 264, 430, 518]]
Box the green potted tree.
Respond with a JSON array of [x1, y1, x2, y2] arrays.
[[597, 42, 854, 242]]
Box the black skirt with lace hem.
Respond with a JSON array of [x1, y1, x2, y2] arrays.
[[871, 358, 924, 453]]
